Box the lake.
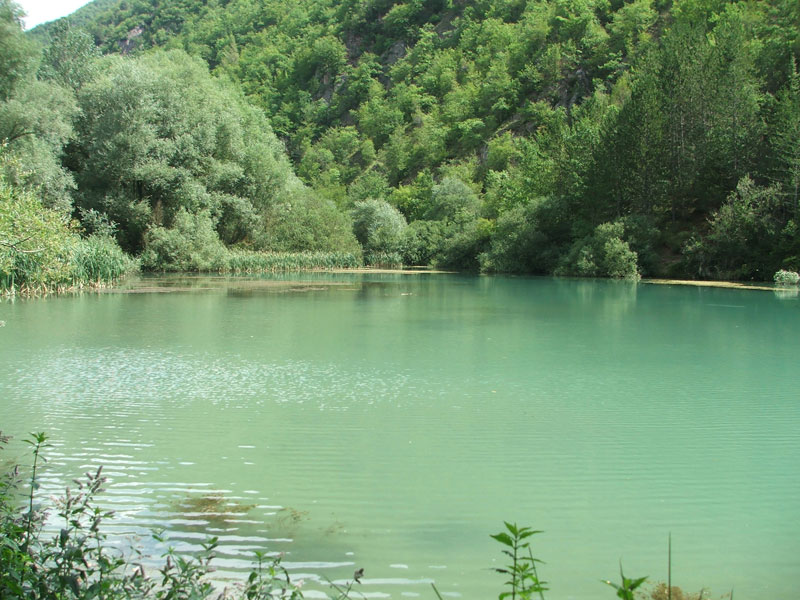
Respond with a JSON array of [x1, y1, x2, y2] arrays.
[[1, 273, 798, 599]]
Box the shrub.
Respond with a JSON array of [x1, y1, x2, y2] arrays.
[[140, 208, 228, 271], [425, 177, 481, 224], [435, 218, 493, 271], [774, 269, 800, 285], [351, 199, 407, 263], [683, 177, 792, 280], [258, 190, 360, 254], [481, 202, 551, 274], [557, 221, 640, 279], [401, 219, 447, 266], [1, 173, 75, 293]]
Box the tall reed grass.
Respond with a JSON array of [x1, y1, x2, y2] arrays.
[[363, 251, 403, 269], [1, 235, 138, 296], [71, 235, 139, 284], [226, 249, 362, 272], [144, 247, 363, 273]]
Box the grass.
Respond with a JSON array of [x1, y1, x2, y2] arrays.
[[1, 235, 138, 297], [225, 249, 362, 273]]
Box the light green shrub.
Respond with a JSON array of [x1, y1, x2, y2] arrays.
[[351, 199, 407, 264], [0, 173, 76, 292], [774, 269, 800, 285]]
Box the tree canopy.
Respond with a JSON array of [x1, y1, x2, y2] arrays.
[[9, 0, 800, 279]]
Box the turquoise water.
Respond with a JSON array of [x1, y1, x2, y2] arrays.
[[1, 274, 798, 599]]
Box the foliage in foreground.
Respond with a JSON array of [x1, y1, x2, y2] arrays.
[[2, 431, 723, 600], [0, 432, 345, 599]]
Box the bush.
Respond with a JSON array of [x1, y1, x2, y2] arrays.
[[774, 269, 800, 285], [557, 221, 640, 279], [436, 218, 494, 271], [140, 208, 228, 271], [425, 177, 481, 224], [257, 190, 360, 254], [351, 199, 407, 263], [684, 177, 792, 280], [401, 219, 447, 266], [0, 173, 76, 292], [481, 202, 551, 274]]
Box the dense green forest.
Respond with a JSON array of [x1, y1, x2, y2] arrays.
[[2, 0, 800, 286]]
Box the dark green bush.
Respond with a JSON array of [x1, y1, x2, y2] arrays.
[[479, 199, 568, 275], [435, 218, 494, 271], [401, 219, 447, 266], [140, 208, 228, 272], [683, 176, 797, 280], [258, 190, 361, 254], [557, 221, 640, 279]]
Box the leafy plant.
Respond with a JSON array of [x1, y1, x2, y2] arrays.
[[774, 269, 800, 285], [603, 562, 648, 600], [0, 431, 315, 600], [491, 521, 548, 600]]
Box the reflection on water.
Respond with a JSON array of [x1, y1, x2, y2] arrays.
[[1, 273, 799, 599]]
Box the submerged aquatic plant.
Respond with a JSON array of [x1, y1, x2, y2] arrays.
[[0, 432, 315, 599], [175, 493, 255, 515], [1, 433, 730, 600]]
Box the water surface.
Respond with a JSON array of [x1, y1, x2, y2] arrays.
[[1, 274, 798, 599]]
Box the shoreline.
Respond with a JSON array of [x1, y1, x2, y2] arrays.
[[4, 269, 796, 298], [641, 278, 781, 292]]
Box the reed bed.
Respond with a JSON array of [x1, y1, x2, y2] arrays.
[[363, 251, 404, 269], [71, 235, 139, 284], [145, 248, 364, 273], [225, 249, 362, 272], [1, 235, 138, 297]]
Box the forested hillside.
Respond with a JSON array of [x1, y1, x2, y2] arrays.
[[7, 0, 800, 281]]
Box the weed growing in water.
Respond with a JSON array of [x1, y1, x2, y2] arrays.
[[603, 562, 648, 600], [491, 521, 548, 600]]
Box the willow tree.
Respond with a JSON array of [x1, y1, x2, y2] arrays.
[[67, 50, 301, 252]]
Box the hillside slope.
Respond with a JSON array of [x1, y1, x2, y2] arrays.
[[33, 0, 800, 279]]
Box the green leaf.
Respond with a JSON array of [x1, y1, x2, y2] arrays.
[[628, 576, 648, 590], [518, 529, 543, 540], [491, 532, 514, 547]]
